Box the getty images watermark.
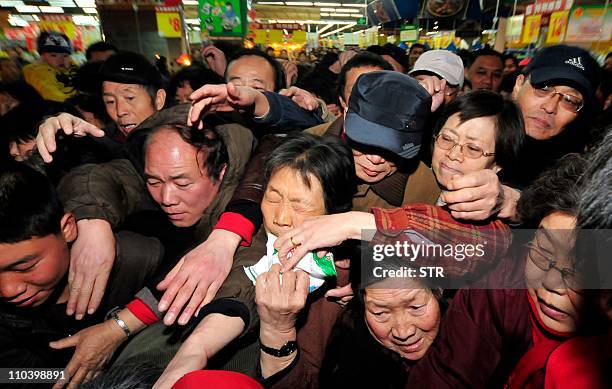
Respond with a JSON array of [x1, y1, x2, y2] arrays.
[[359, 228, 612, 290]]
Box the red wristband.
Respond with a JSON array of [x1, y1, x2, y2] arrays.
[[214, 212, 256, 247], [126, 298, 159, 325]]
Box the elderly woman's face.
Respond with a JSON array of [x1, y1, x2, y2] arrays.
[[364, 287, 440, 361], [525, 211, 584, 334], [432, 112, 500, 190], [261, 167, 326, 237]]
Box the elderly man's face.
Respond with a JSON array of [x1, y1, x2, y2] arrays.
[[226, 55, 276, 92], [145, 129, 225, 228], [102, 81, 165, 135], [467, 55, 503, 92], [512, 75, 581, 140]]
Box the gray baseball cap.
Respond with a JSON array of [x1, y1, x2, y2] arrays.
[[409, 49, 464, 87]]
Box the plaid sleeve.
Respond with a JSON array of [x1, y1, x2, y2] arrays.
[[371, 204, 512, 279]]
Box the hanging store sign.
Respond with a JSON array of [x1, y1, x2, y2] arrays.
[[565, 5, 612, 43], [155, 6, 182, 38], [521, 14, 541, 44], [199, 0, 247, 38], [546, 10, 569, 44], [525, 0, 573, 16]]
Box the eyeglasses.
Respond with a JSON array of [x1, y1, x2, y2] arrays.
[[531, 83, 584, 113], [525, 242, 583, 291], [433, 132, 495, 159]]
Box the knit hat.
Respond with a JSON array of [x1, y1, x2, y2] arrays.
[[37, 31, 72, 54]]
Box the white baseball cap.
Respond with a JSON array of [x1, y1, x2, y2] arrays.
[[409, 50, 464, 87]]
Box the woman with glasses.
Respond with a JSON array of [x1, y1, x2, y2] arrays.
[[275, 90, 523, 272], [404, 154, 609, 388]]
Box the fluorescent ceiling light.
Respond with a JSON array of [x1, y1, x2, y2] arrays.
[[182, 0, 198, 4], [330, 13, 351, 17], [83, 7, 97, 13], [48, 1, 75, 6], [320, 7, 335, 11], [314, 2, 340, 5], [342, 3, 367, 7], [341, 8, 361, 13], [316, 23, 334, 34], [73, 15, 98, 26], [16, 5, 40, 12], [320, 12, 329, 16], [185, 18, 199, 24], [257, 1, 284, 4], [39, 6, 64, 13], [321, 22, 356, 37], [0, 0, 24, 6], [349, 14, 362, 17], [75, 0, 95, 6], [9, 15, 29, 27], [284, 2, 313, 6]]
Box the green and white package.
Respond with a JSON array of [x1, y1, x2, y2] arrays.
[[244, 233, 336, 293]]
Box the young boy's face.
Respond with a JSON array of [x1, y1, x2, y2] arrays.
[[525, 211, 584, 334], [0, 214, 76, 307]]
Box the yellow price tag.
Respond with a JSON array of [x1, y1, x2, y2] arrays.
[[156, 12, 182, 38]]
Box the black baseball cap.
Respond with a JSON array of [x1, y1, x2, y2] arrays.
[[524, 45, 600, 102], [37, 31, 72, 54], [100, 51, 163, 89], [345, 71, 431, 159]]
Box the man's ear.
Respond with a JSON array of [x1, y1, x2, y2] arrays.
[[60, 213, 78, 243], [155, 89, 166, 110], [512, 74, 525, 101], [217, 163, 228, 183]]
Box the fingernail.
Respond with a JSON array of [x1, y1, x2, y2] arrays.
[[76, 314, 83, 320], [178, 317, 187, 325], [165, 312, 175, 323], [158, 302, 168, 311], [66, 309, 73, 315], [87, 308, 94, 314]]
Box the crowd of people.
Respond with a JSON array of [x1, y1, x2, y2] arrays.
[[1, 30, 611, 389]]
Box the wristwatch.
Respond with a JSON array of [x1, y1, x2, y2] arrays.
[[259, 339, 298, 357]]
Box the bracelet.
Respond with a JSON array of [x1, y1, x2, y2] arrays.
[[111, 312, 131, 338]]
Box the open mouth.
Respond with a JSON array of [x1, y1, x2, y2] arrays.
[[120, 124, 137, 133]]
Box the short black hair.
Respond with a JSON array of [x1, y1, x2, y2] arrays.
[[0, 161, 64, 243], [166, 65, 223, 107], [433, 90, 525, 172], [517, 153, 586, 227], [470, 48, 503, 69], [145, 124, 228, 183], [337, 52, 392, 103], [0, 80, 43, 105], [225, 49, 286, 92], [502, 53, 519, 67], [409, 43, 426, 54], [85, 41, 117, 61], [264, 132, 356, 214], [3, 100, 53, 144]]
